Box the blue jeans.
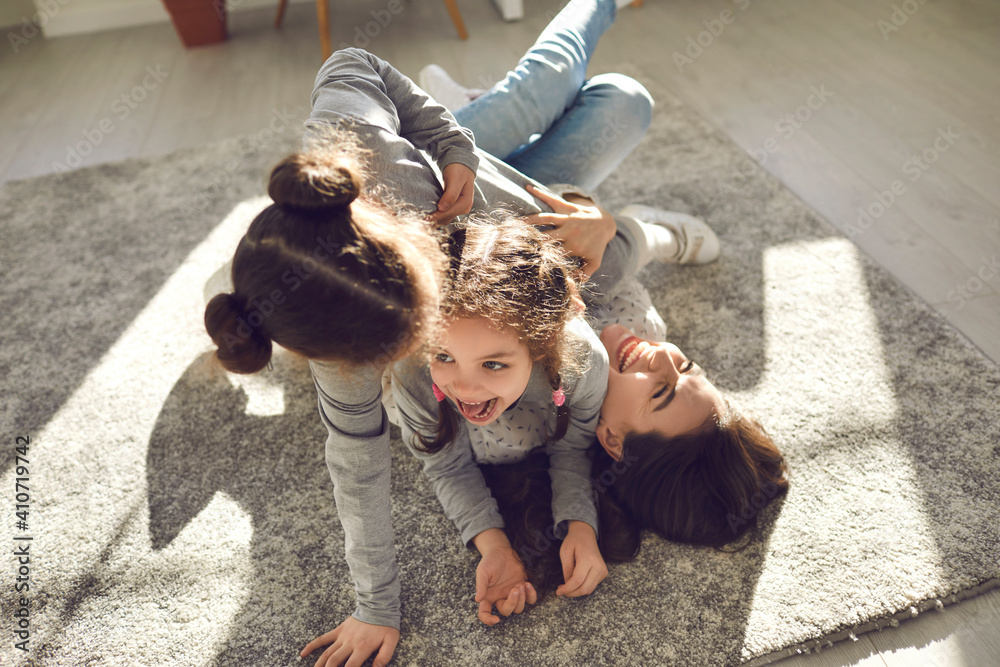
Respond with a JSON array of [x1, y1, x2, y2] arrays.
[[453, 0, 653, 192]]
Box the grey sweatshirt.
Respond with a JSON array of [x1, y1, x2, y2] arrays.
[[309, 48, 546, 219]]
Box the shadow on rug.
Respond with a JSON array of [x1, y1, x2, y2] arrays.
[[1, 76, 998, 667]]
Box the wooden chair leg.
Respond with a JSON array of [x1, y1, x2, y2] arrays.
[[443, 0, 468, 40], [316, 0, 332, 61], [274, 0, 288, 28]]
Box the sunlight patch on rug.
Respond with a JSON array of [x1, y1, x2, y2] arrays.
[[50, 492, 254, 665], [738, 238, 947, 656], [226, 371, 289, 417], [2, 196, 268, 661]]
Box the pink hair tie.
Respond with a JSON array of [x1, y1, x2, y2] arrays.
[[432, 383, 446, 402], [552, 387, 566, 407]]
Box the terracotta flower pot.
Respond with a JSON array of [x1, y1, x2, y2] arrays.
[[161, 0, 227, 48]]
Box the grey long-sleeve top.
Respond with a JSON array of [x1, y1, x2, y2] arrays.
[[391, 317, 609, 547], [309, 48, 546, 218]]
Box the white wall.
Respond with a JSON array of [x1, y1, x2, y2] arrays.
[[31, 0, 312, 39]]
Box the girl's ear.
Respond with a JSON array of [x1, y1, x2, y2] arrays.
[[566, 276, 586, 314], [596, 418, 624, 461]]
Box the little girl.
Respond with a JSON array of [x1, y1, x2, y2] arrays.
[[391, 214, 610, 623]]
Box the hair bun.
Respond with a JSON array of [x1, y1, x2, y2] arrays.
[[204, 292, 273, 374], [268, 151, 362, 212]]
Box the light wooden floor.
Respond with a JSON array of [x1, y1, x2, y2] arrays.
[[2, 0, 998, 665]]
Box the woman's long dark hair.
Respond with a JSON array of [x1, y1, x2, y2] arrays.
[[595, 399, 789, 559], [204, 131, 445, 374], [479, 400, 788, 591]]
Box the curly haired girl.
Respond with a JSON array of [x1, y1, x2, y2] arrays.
[[391, 213, 610, 623]]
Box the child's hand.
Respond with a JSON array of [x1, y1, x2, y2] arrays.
[[300, 616, 400, 667], [524, 185, 617, 279], [556, 520, 608, 598], [429, 162, 476, 225], [472, 528, 539, 625]]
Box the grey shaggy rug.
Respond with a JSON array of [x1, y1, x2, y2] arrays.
[[2, 76, 999, 667]]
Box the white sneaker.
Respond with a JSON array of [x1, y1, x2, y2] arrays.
[[418, 64, 486, 112], [619, 204, 721, 264]]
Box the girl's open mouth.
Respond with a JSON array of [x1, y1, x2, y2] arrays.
[[616, 336, 651, 373], [456, 397, 499, 423]]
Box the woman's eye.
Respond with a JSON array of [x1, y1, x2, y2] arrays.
[[682, 360, 695, 373], [652, 383, 669, 399], [483, 361, 507, 371], [434, 353, 454, 363]]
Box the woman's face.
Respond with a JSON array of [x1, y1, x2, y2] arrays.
[[596, 324, 725, 460], [429, 317, 534, 426]]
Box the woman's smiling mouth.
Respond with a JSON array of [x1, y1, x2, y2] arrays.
[[616, 336, 651, 373]]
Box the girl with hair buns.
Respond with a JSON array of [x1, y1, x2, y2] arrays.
[[204, 137, 448, 667]]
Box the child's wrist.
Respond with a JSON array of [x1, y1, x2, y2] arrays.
[[472, 527, 511, 555], [566, 520, 597, 538]]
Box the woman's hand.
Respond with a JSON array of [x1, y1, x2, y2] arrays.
[[429, 162, 476, 225], [556, 520, 608, 598], [300, 616, 400, 667], [525, 184, 618, 279], [472, 528, 539, 625]]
